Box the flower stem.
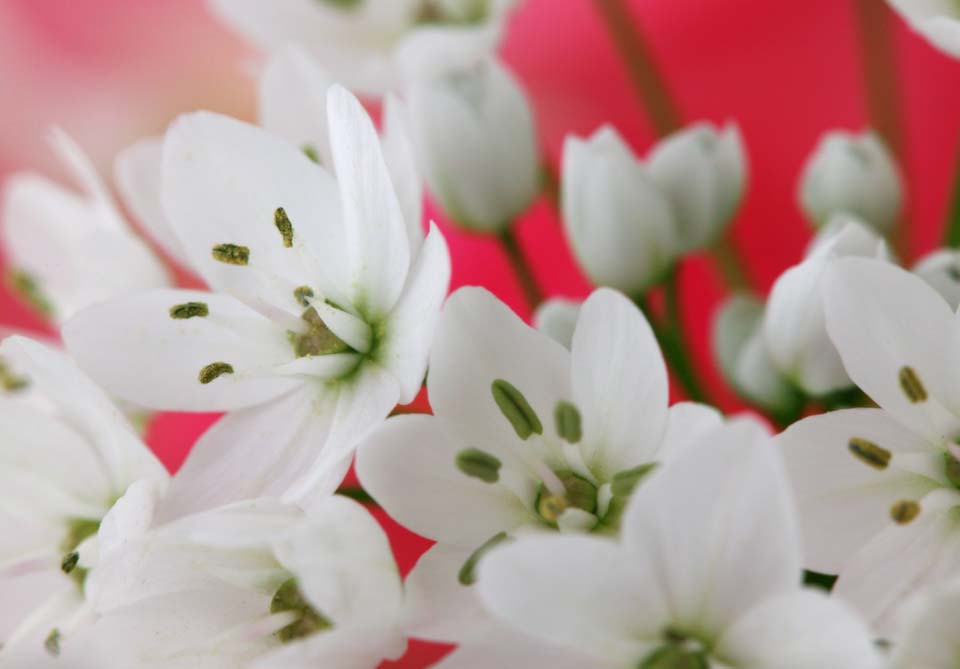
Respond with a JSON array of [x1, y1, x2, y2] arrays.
[[710, 236, 751, 291], [499, 227, 544, 310], [337, 486, 377, 505], [945, 139, 960, 247]]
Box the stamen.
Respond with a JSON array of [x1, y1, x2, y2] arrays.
[[458, 532, 511, 585], [274, 208, 294, 248], [302, 144, 321, 164], [44, 629, 60, 657], [898, 366, 928, 404], [455, 449, 501, 483], [293, 286, 315, 308], [890, 499, 921, 525], [611, 463, 658, 497], [60, 552, 79, 574], [848, 437, 891, 470], [168, 302, 209, 319], [270, 578, 331, 643], [491, 379, 543, 440], [198, 362, 234, 384], [212, 243, 250, 266], [554, 401, 582, 443]]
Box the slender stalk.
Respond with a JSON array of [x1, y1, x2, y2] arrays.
[[541, 162, 560, 211], [499, 227, 544, 310], [945, 139, 960, 247], [633, 292, 706, 404], [662, 270, 707, 403], [337, 486, 377, 505], [710, 236, 751, 291]]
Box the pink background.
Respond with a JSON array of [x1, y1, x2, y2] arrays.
[[2, 1, 959, 665]]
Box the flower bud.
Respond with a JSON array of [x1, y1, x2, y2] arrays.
[[798, 130, 903, 234], [763, 215, 890, 395], [646, 122, 747, 252], [912, 248, 960, 310], [886, 0, 960, 59], [562, 126, 678, 294], [405, 58, 539, 233], [533, 298, 581, 349], [713, 294, 798, 415]]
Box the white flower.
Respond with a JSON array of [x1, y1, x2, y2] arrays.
[[778, 258, 960, 634], [0, 336, 167, 656], [912, 248, 960, 310], [1, 129, 170, 324], [646, 121, 747, 252], [206, 0, 517, 95], [356, 286, 724, 642], [405, 57, 540, 233], [62, 85, 450, 517], [533, 298, 581, 349], [887, 0, 960, 59], [562, 126, 678, 293], [88, 496, 405, 668], [713, 294, 799, 416], [798, 129, 903, 234], [475, 418, 882, 669], [888, 580, 960, 667], [763, 215, 890, 396]]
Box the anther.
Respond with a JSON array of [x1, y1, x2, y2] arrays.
[[491, 379, 542, 440], [198, 362, 234, 384], [212, 243, 250, 266], [274, 208, 294, 248], [848, 437, 891, 470], [458, 532, 511, 585], [61, 552, 79, 574], [890, 499, 921, 525], [898, 366, 928, 404], [554, 401, 582, 443], [455, 449, 501, 483], [293, 286, 315, 308], [169, 302, 209, 319]]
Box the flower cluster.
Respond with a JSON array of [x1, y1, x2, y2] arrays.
[[2, 0, 960, 668]]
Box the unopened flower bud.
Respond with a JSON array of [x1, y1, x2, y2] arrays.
[[533, 298, 581, 349], [912, 248, 960, 310]]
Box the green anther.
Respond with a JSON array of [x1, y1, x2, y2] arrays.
[[848, 437, 891, 470], [554, 401, 582, 443], [890, 499, 921, 525], [944, 451, 960, 489], [294, 286, 315, 307], [8, 269, 53, 317], [211, 243, 250, 266], [491, 379, 542, 440], [898, 366, 928, 404], [638, 645, 709, 669], [455, 449, 501, 483], [302, 144, 321, 164], [458, 532, 511, 585], [198, 362, 234, 384], [611, 463, 658, 497], [61, 552, 79, 574], [169, 302, 209, 319], [290, 308, 351, 357], [274, 207, 294, 248], [271, 578, 332, 643], [44, 629, 61, 657], [0, 359, 28, 392]]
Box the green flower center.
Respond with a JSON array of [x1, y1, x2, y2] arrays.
[[60, 518, 100, 589], [639, 628, 712, 669], [271, 578, 332, 643], [535, 470, 597, 526], [289, 306, 353, 358]]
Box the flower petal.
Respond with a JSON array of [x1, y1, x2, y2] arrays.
[[382, 94, 424, 256]]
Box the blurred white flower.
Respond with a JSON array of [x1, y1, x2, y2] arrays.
[[89, 496, 405, 669], [357, 286, 723, 643], [912, 247, 960, 310], [798, 129, 903, 234], [533, 297, 581, 349], [1, 130, 171, 324], [887, 0, 960, 59], [889, 580, 960, 667], [406, 58, 540, 233], [763, 215, 890, 396], [562, 126, 678, 293], [63, 86, 450, 517], [713, 294, 799, 416], [647, 121, 747, 252], [779, 258, 960, 634], [0, 336, 167, 657], [477, 418, 882, 669], [207, 0, 517, 95]]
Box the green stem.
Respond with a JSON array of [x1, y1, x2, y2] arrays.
[[336, 486, 377, 505], [710, 236, 751, 291], [634, 290, 706, 403], [499, 227, 544, 310], [541, 162, 560, 212], [945, 138, 960, 248]]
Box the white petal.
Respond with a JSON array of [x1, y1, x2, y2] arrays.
[[778, 408, 943, 574], [356, 414, 533, 547], [379, 223, 451, 403], [382, 94, 424, 255], [533, 298, 581, 349], [622, 417, 801, 632], [63, 289, 300, 412], [114, 136, 190, 267], [477, 534, 662, 665], [716, 590, 882, 669], [912, 247, 960, 311], [434, 624, 601, 669], [890, 580, 960, 667], [571, 288, 668, 476], [428, 287, 571, 458], [659, 401, 724, 460], [326, 85, 410, 317], [307, 300, 372, 353], [824, 258, 960, 441]]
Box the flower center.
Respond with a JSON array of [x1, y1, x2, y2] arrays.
[[59, 517, 100, 589], [270, 578, 332, 643], [639, 628, 711, 669], [289, 306, 353, 358], [535, 470, 597, 525]]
